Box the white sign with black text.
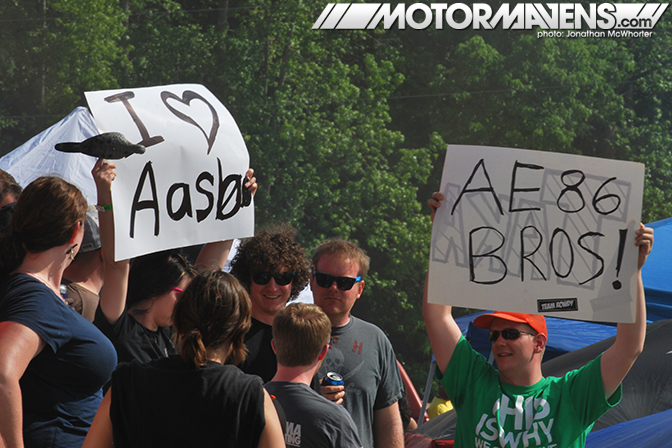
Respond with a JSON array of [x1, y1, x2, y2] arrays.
[[429, 145, 644, 323], [86, 84, 253, 260]]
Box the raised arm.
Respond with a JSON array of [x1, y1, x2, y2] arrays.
[[92, 159, 130, 325], [600, 223, 653, 398], [194, 169, 257, 271], [423, 192, 463, 374]]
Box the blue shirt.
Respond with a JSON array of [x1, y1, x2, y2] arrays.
[[0, 273, 117, 448]]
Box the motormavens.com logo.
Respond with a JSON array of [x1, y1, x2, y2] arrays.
[[312, 3, 669, 32]]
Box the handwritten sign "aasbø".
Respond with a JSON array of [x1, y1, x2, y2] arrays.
[[86, 84, 253, 261], [429, 145, 644, 323]]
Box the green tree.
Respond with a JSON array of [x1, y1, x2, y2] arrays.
[[0, 0, 127, 152]]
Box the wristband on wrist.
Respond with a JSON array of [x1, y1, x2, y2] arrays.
[[94, 204, 113, 212]]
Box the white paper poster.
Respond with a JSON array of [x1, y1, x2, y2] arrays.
[[429, 145, 644, 323], [86, 84, 254, 260]]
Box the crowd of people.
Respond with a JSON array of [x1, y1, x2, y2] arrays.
[[0, 163, 655, 448]]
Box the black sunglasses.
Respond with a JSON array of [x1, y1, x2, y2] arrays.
[[488, 328, 537, 342], [313, 270, 362, 291], [251, 271, 295, 286]]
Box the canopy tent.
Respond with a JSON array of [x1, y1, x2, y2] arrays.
[[0, 107, 100, 204], [642, 217, 672, 321]]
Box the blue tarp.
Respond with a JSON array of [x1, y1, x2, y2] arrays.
[[542, 319, 672, 432], [586, 408, 672, 447], [642, 217, 672, 322]]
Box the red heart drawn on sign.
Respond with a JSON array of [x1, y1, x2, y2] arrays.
[[160, 90, 220, 155]]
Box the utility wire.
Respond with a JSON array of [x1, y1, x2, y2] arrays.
[[0, 76, 656, 121]]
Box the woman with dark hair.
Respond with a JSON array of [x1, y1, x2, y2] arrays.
[[94, 247, 197, 364], [91, 159, 256, 365], [83, 270, 284, 448], [230, 225, 311, 382], [0, 176, 117, 448]]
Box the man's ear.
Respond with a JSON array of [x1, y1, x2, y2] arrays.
[[318, 344, 329, 361], [534, 333, 548, 354], [271, 339, 277, 355], [355, 279, 365, 300]]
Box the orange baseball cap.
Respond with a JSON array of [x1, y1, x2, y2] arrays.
[[473, 311, 547, 336]]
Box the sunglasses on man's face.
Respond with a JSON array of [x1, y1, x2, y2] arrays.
[[313, 270, 362, 291], [487, 328, 537, 342], [251, 271, 295, 286]]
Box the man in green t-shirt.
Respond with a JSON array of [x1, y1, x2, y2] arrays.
[[423, 192, 653, 448]]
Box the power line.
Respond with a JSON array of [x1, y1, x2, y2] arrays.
[[0, 76, 653, 121]]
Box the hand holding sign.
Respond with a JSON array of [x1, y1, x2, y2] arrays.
[[636, 224, 654, 269], [242, 168, 258, 199], [428, 191, 443, 223]]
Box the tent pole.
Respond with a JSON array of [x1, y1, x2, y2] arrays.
[[417, 357, 437, 428]]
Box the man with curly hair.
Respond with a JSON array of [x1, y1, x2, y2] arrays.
[[230, 225, 311, 382]]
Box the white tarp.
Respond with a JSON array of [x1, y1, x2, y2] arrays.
[[429, 145, 644, 323], [0, 107, 100, 204]]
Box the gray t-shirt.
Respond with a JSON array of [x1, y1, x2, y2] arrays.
[[317, 316, 403, 448], [265, 382, 362, 448]]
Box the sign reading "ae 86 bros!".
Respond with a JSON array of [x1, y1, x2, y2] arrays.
[[429, 145, 644, 323]]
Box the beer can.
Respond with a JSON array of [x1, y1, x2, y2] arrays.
[[321, 372, 344, 386]]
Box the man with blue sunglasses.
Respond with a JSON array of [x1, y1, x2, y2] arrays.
[[311, 239, 404, 448], [424, 192, 654, 448]]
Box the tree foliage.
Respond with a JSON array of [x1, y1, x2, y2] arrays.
[[0, 0, 126, 150]]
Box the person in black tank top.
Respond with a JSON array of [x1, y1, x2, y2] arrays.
[[83, 269, 285, 448]]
